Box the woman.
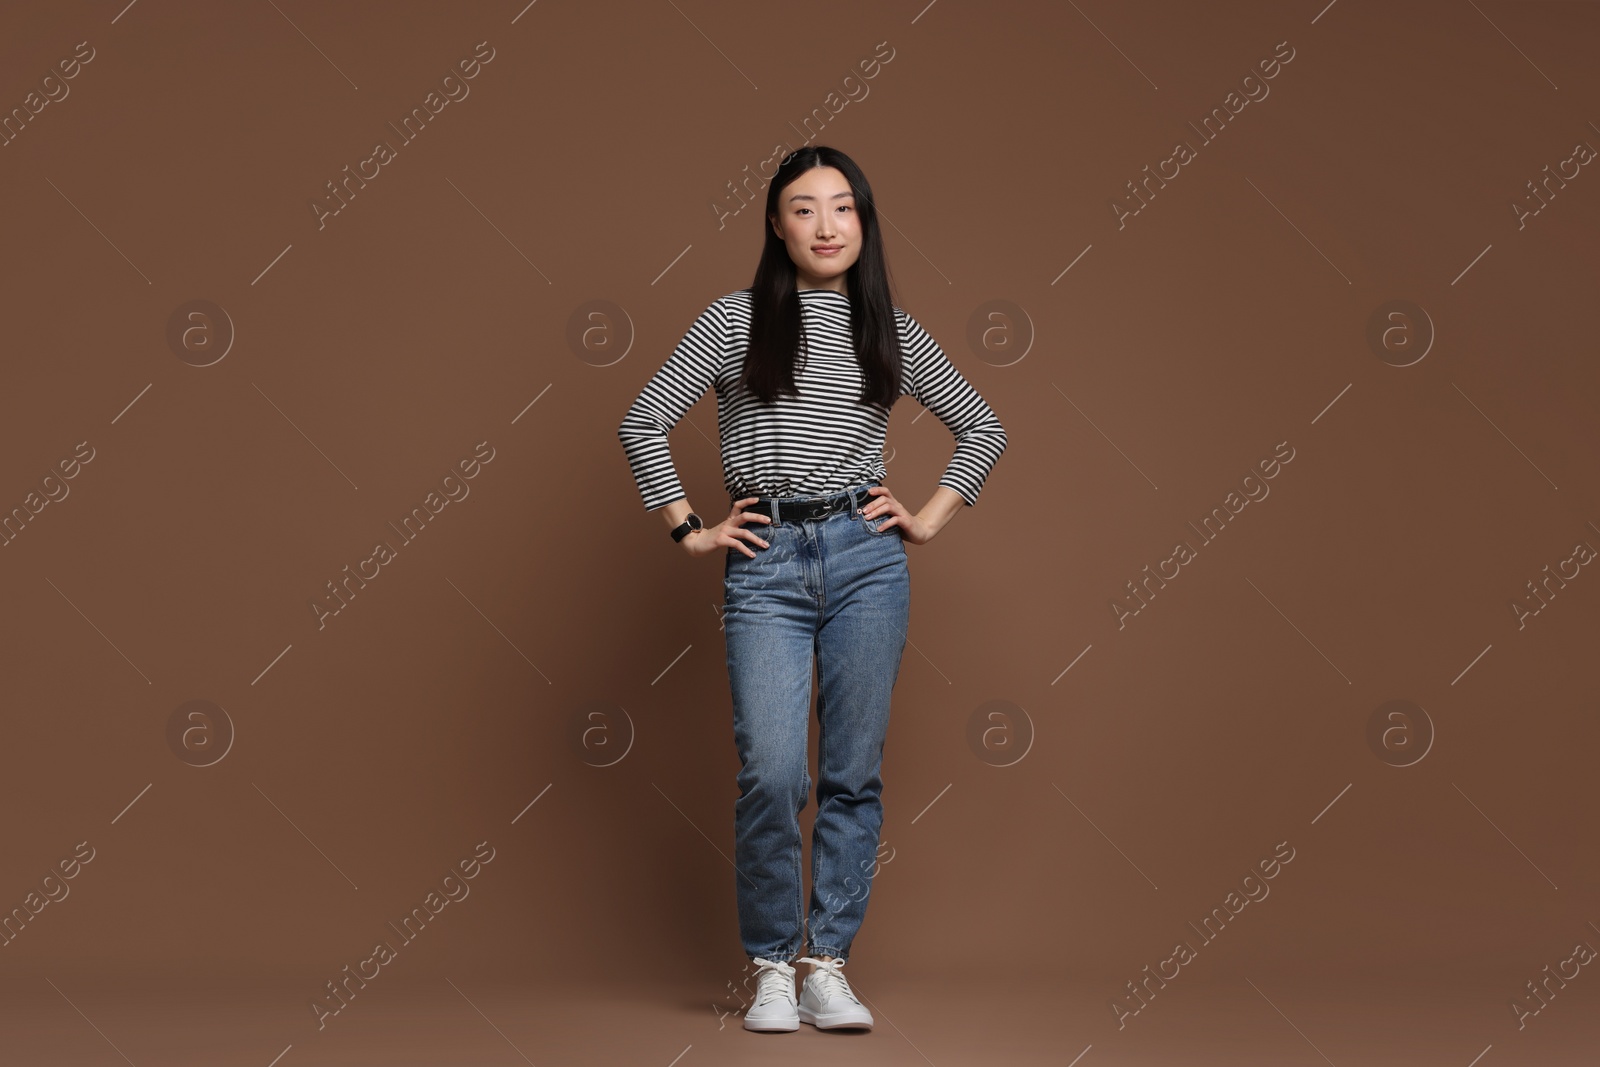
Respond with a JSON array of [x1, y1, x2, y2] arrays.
[[617, 146, 1006, 1034]]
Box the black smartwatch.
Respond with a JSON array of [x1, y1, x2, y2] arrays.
[[670, 512, 704, 542]]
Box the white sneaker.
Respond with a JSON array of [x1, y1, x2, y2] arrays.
[[796, 956, 874, 1030], [742, 957, 799, 1032]]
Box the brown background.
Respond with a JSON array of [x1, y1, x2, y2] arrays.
[[2, 1, 1597, 1064]]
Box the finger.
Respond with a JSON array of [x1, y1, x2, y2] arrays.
[[722, 530, 759, 555]]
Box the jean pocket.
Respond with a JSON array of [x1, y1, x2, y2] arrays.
[[733, 520, 772, 552], [863, 512, 900, 536], [726, 524, 769, 570]]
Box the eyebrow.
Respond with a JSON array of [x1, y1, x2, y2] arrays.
[[786, 191, 855, 203]]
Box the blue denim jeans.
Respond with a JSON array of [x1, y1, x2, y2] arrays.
[[721, 479, 910, 965]]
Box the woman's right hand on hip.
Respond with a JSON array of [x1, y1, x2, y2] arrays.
[[682, 496, 772, 558]]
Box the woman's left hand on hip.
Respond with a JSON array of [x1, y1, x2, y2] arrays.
[[861, 485, 931, 545]]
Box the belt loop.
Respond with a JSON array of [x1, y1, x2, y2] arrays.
[[771, 496, 781, 527]]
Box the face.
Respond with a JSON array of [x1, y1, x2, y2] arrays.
[[769, 165, 862, 293]]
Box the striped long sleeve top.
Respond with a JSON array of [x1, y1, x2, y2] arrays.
[[618, 287, 1006, 512]]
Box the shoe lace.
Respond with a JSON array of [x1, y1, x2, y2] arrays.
[[751, 957, 796, 1006], [797, 956, 860, 1005]]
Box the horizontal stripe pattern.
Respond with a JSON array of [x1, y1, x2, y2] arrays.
[[618, 287, 1006, 511]]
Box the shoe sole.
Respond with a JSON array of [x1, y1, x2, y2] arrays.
[[798, 1005, 874, 1030], [743, 1015, 799, 1032]]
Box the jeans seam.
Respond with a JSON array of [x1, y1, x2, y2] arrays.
[[793, 832, 804, 959]]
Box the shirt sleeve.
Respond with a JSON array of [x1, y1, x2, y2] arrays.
[[617, 298, 727, 511], [898, 309, 1007, 506]]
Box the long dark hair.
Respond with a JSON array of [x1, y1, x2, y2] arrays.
[[740, 146, 902, 410]]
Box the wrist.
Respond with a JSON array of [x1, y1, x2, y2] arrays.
[[669, 511, 704, 543]]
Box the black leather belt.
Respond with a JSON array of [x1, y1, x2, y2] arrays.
[[740, 481, 879, 525]]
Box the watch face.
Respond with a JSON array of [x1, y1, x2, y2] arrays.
[[672, 514, 703, 542]]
